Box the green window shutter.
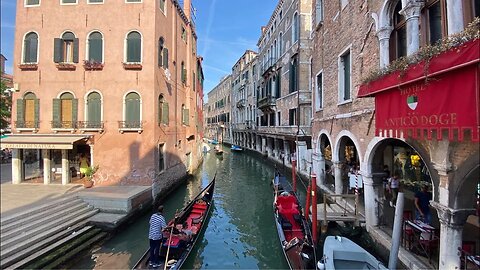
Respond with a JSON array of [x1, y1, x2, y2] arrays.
[[52, 98, 61, 124], [162, 102, 169, 125], [163, 48, 169, 68], [16, 99, 25, 123], [72, 98, 78, 126], [34, 99, 40, 127], [54, 38, 63, 63], [23, 38, 31, 63], [127, 37, 141, 62], [185, 109, 190, 126], [89, 38, 103, 62], [158, 45, 163, 67], [73, 38, 79, 63], [158, 102, 163, 124]]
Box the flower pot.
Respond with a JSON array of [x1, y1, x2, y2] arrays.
[[83, 179, 94, 188]]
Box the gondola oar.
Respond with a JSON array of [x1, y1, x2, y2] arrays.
[[163, 211, 178, 270]]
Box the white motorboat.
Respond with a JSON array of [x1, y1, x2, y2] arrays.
[[318, 236, 387, 270]]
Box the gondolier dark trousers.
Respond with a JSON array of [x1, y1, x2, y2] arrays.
[[150, 239, 162, 265]]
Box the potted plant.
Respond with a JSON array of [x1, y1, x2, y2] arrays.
[[83, 165, 98, 188]]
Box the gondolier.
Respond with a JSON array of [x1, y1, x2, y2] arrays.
[[149, 205, 167, 268]]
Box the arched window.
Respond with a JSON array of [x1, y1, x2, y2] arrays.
[[181, 104, 189, 126], [422, 0, 446, 45], [86, 92, 102, 128], [16, 92, 39, 129], [292, 13, 299, 43], [23, 32, 38, 63], [54, 32, 78, 63], [126, 31, 142, 63], [279, 32, 283, 56], [124, 92, 141, 128], [389, 1, 407, 62], [181, 61, 186, 83], [88, 31, 103, 63], [158, 37, 164, 67], [52, 92, 78, 128]]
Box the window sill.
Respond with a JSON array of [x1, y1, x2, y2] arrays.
[[56, 63, 77, 71], [84, 64, 104, 71], [337, 99, 353, 106], [16, 128, 39, 133], [123, 63, 143, 70], [119, 128, 143, 134], [79, 128, 104, 133], [18, 63, 38, 71], [52, 128, 76, 133]]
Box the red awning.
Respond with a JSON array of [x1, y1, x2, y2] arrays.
[[358, 39, 480, 97], [357, 39, 480, 142]]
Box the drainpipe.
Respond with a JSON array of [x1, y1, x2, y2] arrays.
[[174, 4, 178, 147]]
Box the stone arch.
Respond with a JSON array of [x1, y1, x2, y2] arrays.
[[333, 130, 363, 165], [452, 151, 480, 210], [363, 137, 438, 201]]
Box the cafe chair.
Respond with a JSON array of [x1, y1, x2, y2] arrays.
[[419, 228, 439, 263]]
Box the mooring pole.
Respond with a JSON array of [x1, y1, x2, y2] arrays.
[[388, 192, 404, 270], [311, 173, 318, 244], [292, 155, 297, 193], [305, 183, 311, 219]]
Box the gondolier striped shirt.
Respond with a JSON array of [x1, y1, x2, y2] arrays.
[[149, 213, 167, 240]]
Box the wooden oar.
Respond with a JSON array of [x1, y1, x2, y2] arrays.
[[163, 211, 178, 270]]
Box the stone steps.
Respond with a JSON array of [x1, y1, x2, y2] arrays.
[[0, 196, 100, 269]]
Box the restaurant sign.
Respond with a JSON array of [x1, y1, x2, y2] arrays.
[[375, 65, 479, 141], [0, 143, 73, 150]]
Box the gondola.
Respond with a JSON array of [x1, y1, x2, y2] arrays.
[[273, 169, 317, 270], [230, 145, 243, 152], [132, 176, 216, 270]]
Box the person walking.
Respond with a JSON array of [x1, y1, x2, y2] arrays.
[[78, 153, 89, 179], [388, 174, 400, 207], [149, 205, 167, 268]]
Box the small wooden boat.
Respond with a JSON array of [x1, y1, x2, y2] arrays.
[[318, 236, 387, 270], [230, 145, 243, 152], [273, 170, 316, 269], [132, 176, 216, 270]]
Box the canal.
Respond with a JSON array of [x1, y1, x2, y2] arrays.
[[70, 146, 311, 269]]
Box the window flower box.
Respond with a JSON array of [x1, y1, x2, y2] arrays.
[[56, 63, 76, 71], [83, 60, 104, 71], [123, 62, 143, 70], [18, 63, 38, 71]]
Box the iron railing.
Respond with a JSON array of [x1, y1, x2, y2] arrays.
[[51, 121, 77, 129], [118, 121, 142, 129], [77, 121, 104, 129], [15, 121, 39, 129]]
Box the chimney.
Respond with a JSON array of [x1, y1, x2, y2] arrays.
[[183, 0, 191, 21]]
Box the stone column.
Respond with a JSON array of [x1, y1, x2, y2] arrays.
[[333, 161, 343, 194], [89, 145, 94, 167], [400, 2, 423, 56], [267, 138, 273, 157], [446, 0, 464, 35], [377, 26, 393, 68], [273, 139, 279, 159], [284, 140, 291, 165], [362, 173, 381, 229], [43, 149, 52, 185], [61, 149, 70, 185], [432, 202, 473, 270], [312, 152, 322, 185], [12, 149, 23, 184], [261, 137, 266, 154]]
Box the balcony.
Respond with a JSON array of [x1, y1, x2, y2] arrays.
[[257, 95, 276, 112], [257, 125, 312, 137], [15, 121, 39, 131], [51, 121, 77, 132], [118, 121, 143, 133], [261, 57, 277, 76], [236, 99, 246, 108], [77, 121, 104, 132]]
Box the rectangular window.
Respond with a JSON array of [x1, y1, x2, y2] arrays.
[[315, 72, 323, 111], [61, 0, 77, 4], [289, 55, 298, 93], [277, 111, 281, 126], [88, 0, 103, 3], [126, 0, 142, 2], [181, 27, 187, 42], [339, 50, 351, 102], [428, 1, 443, 45], [269, 112, 275, 126], [289, 109, 296, 126], [158, 143, 165, 172], [25, 0, 40, 6], [315, 0, 324, 26]]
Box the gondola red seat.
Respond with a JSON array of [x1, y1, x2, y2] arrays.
[[276, 195, 299, 215]]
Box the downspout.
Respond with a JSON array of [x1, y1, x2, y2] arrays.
[[174, 4, 178, 147]]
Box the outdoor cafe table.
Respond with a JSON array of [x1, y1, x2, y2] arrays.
[[405, 220, 437, 264]]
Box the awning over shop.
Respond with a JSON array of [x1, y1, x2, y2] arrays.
[[357, 39, 479, 142], [0, 134, 92, 150]]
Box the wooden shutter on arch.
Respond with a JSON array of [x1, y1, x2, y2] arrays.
[[73, 38, 79, 63], [34, 99, 40, 127], [16, 99, 25, 123], [52, 98, 61, 125], [54, 38, 63, 63], [72, 98, 78, 127], [162, 102, 169, 125]]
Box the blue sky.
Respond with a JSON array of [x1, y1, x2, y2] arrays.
[[0, 0, 277, 95]]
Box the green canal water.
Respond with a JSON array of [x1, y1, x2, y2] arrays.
[[70, 146, 312, 269]]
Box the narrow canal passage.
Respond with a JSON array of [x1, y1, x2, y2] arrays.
[[71, 146, 311, 269]]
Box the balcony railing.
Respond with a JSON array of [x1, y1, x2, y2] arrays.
[[51, 121, 77, 129], [257, 125, 312, 136], [118, 121, 143, 133], [77, 121, 104, 130], [261, 57, 277, 75], [15, 121, 39, 129], [257, 95, 276, 110], [236, 99, 246, 108]]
